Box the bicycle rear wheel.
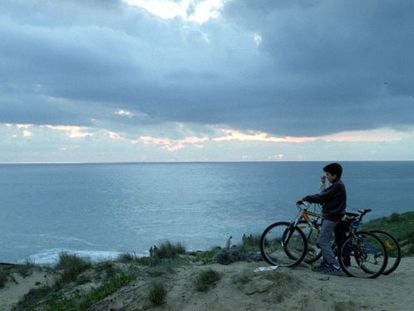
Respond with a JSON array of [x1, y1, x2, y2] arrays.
[[338, 231, 387, 278], [260, 221, 307, 267], [370, 230, 401, 275]]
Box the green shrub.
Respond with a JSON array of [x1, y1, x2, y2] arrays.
[[16, 260, 36, 278], [94, 260, 117, 280], [117, 252, 162, 266], [213, 247, 247, 265], [192, 248, 221, 264], [135, 256, 161, 266], [0, 271, 8, 288], [242, 233, 261, 249], [389, 213, 401, 222], [15, 272, 136, 310], [79, 273, 135, 309], [154, 241, 186, 259], [194, 269, 221, 292], [148, 281, 167, 305], [117, 252, 138, 262], [13, 286, 55, 310], [54, 252, 92, 286]]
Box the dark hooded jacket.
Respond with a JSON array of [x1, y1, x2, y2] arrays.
[[303, 179, 347, 221]]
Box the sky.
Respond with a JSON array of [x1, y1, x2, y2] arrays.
[[1, 0, 413, 162]]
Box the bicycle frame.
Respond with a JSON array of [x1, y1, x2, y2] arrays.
[[292, 203, 323, 241]]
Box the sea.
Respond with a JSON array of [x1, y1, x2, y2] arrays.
[[1, 161, 413, 264]]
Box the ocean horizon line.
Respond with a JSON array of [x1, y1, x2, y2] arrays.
[[1, 160, 414, 165]]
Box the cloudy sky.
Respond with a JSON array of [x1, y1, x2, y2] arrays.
[[1, 0, 413, 162]]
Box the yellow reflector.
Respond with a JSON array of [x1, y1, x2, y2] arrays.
[[385, 241, 393, 249]]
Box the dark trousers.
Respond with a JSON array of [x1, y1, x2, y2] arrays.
[[335, 221, 351, 265]]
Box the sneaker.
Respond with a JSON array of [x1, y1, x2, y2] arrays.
[[320, 264, 343, 276]]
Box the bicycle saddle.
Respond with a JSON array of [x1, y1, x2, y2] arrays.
[[345, 211, 360, 217], [341, 214, 357, 222]]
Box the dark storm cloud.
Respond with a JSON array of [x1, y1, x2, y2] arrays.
[[0, 0, 413, 136]]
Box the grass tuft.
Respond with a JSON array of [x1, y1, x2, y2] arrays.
[[0, 270, 8, 289], [79, 272, 135, 309], [153, 241, 186, 259], [54, 252, 92, 287], [194, 268, 221, 292], [148, 280, 167, 306], [16, 259, 36, 278], [242, 233, 261, 249]]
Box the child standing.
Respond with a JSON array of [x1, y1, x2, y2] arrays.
[[297, 163, 347, 275]]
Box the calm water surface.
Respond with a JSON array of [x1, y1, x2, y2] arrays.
[[1, 162, 413, 264]]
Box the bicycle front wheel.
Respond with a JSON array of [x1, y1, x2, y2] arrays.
[[260, 221, 307, 267], [338, 231, 388, 278], [370, 230, 401, 275], [296, 221, 322, 263]]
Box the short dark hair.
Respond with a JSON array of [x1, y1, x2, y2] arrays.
[[323, 163, 343, 180]]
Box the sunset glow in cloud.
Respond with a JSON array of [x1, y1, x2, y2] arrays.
[[1, 1, 413, 162]]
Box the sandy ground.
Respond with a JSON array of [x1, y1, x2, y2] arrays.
[[0, 264, 57, 311], [90, 258, 414, 311], [1, 258, 414, 310]]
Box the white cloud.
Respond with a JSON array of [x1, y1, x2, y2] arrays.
[[253, 32, 262, 46], [123, 0, 226, 24], [135, 135, 209, 151], [16, 124, 32, 129], [105, 130, 124, 141], [273, 153, 285, 160], [114, 109, 134, 118], [212, 127, 413, 144], [42, 125, 93, 138], [321, 128, 411, 142]]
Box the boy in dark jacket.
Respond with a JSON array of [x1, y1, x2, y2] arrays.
[[297, 162, 346, 275]]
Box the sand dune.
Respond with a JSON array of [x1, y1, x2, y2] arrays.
[[2, 257, 413, 310]]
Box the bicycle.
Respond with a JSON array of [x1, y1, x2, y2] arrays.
[[297, 204, 401, 275], [260, 203, 389, 278]]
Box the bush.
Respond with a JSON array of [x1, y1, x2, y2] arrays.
[[16, 260, 36, 278], [242, 234, 261, 249], [191, 248, 221, 264], [148, 281, 167, 305], [0, 271, 8, 288], [117, 252, 138, 262], [80, 273, 135, 309], [153, 241, 186, 259], [213, 248, 247, 265], [135, 256, 161, 266], [13, 286, 55, 310], [55, 252, 92, 286], [194, 269, 221, 292], [390, 213, 401, 222]]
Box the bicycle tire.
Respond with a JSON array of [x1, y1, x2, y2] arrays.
[[260, 221, 307, 267], [338, 231, 388, 278], [369, 230, 401, 275]]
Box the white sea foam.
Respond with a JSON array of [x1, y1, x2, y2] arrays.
[[20, 249, 146, 265]]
